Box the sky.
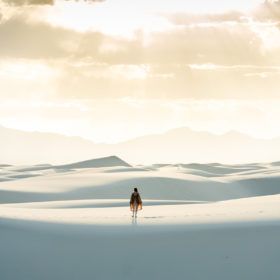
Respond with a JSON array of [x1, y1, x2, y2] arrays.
[[0, 0, 280, 143]]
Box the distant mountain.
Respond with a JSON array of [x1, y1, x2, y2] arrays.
[[0, 125, 108, 165], [113, 127, 280, 164], [1, 125, 280, 165]]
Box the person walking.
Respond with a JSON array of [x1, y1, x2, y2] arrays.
[[130, 187, 142, 218]]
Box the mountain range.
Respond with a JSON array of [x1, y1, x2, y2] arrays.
[[1, 125, 280, 165]]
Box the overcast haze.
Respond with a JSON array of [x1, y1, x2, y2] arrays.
[[0, 0, 280, 143]]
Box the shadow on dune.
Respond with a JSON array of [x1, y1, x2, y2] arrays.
[[179, 163, 266, 177], [270, 161, 280, 167], [63, 177, 237, 202], [103, 167, 152, 173], [0, 174, 276, 204], [181, 163, 258, 174], [232, 176, 280, 197], [0, 176, 230, 204], [0, 174, 40, 182]]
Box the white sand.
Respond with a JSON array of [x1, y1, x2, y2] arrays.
[[0, 158, 280, 279]]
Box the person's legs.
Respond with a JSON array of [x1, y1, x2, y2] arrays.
[[132, 208, 138, 218], [132, 202, 137, 218]]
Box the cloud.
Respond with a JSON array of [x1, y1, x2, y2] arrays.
[[0, 16, 104, 58], [254, 0, 280, 21], [0, 59, 60, 100], [0, 0, 278, 66], [167, 1, 280, 25], [1, 0, 104, 6], [0, 17, 66, 58], [2, 0, 53, 5], [97, 25, 265, 66], [0, 0, 280, 101], [167, 11, 245, 26], [45, 60, 280, 100], [0, 14, 263, 65]]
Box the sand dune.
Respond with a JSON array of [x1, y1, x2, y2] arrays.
[[56, 155, 131, 169], [0, 158, 280, 204], [1, 157, 280, 280]]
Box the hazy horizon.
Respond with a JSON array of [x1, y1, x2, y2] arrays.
[[2, 123, 280, 145], [2, 124, 280, 165]]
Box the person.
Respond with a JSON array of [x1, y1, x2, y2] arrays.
[[130, 187, 142, 218]]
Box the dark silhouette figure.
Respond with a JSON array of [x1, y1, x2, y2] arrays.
[[130, 187, 142, 218]]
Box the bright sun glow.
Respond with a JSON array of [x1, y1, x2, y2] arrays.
[[34, 0, 173, 37], [30, 0, 263, 38]]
